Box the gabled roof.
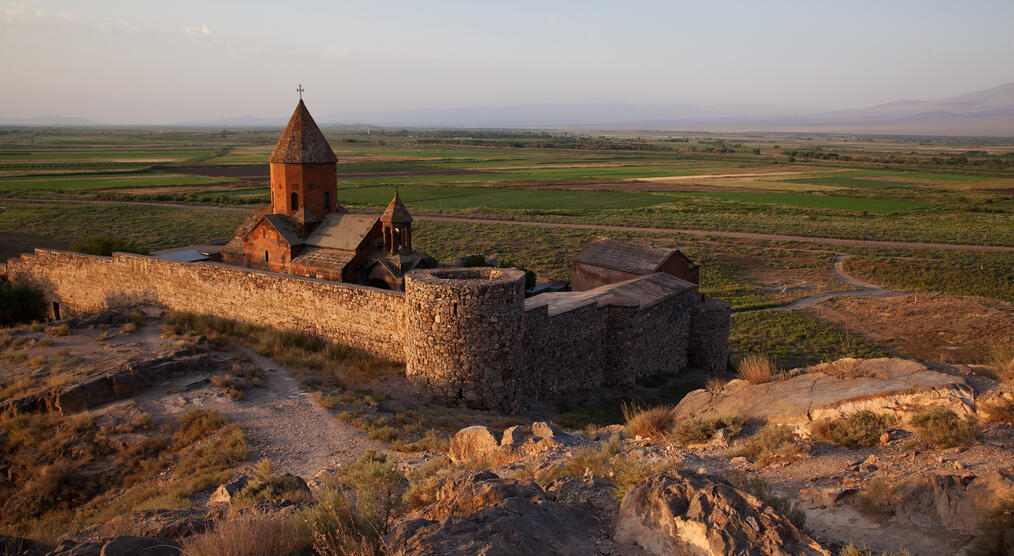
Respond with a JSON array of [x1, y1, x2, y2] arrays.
[[290, 247, 355, 270], [269, 100, 338, 164], [303, 214, 379, 251], [381, 191, 412, 223], [526, 272, 696, 316], [262, 214, 302, 246], [231, 206, 272, 240], [574, 238, 688, 275]]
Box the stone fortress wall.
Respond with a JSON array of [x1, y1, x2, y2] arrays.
[[3, 249, 730, 412]]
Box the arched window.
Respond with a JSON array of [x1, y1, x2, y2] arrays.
[[324, 192, 330, 212], [290, 192, 299, 211]]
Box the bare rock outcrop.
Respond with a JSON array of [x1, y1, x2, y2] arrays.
[[386, 470, 601, 555], [447, 426, 501, 464], [448, 422, 583, 465], [674, 357, 974, 428], [614, 471, 829, 556]]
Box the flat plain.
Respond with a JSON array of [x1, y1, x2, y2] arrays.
[[1, 126, 1012, 368]]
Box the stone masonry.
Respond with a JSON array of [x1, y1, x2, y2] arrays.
[[3, 249, 730, 411]]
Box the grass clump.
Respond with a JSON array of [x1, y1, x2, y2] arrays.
[[726, 470, 806, 529], [839, 544, 911, 556], [537, 437, 678, 500], [727, 424, 804, 465], [622, 403, 675, 439], [233, 459, 311, 508], [181, 513, 308, 556], [909, 407, 979, 448], [673, 415, 743, 445], [737, 353, 782, 384], [987, 342, 1014, 381], [857, 477, 901, 517], [811, 410, 896, 449], [981, 395, 1014, 426], [45, 324, 71, 337]]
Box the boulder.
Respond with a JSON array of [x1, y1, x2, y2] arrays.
[[99, 536, 180, 556], [208, 475, 250, 506], [447, 426, 500, 464], [614, 471, 829, 556], [873, 471, 1014, 533], [387, 471, 600, 555], [674, 358, 974, 428], [100, 509, 212, 540]]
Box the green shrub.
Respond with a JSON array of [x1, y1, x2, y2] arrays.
[[0, 280, 47, 327], [673, 415, 743, 445], [537, 437, 677, 500], [909, 407, 979, 448], [72, 236, 145, 256], [727, 424, 803, 465], [232, 458, 310, 507], [811, 411, 896, 449], [333, 452, 407, 536]]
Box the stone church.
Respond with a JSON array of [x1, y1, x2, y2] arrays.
[[220, 99, 429, 289]]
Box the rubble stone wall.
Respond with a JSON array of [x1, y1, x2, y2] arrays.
[[521, 302, 607, 396], [688, 295, 732, 374], [403, 267, 525, 412], [603, 290, 694, 387], [2, 249, 405, 361]]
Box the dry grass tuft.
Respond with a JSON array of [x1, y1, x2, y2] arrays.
[[811, 410, 896, 449], [181, 513, 307, 556], [819, 358, 878, 380], [909, 407, 979, 448], [737, 354, 782, 385], [839, 543, 912, 556], [727, 424, 804, 465], [622, 403, 676, 439], [981, 395, 1014, 426], [704, 375, 727, 394], [987, 342, 1014, 381], [46, 324, 71, 337]]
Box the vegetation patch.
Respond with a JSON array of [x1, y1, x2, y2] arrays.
[[673, 415, 744, 445], [737, 353, 783, 384], [811, 410, 896, 449], [731, 310, 888, 370], [727, 424, 805, 465], [909, 407, 979, 448], [0, 280, 47, 327], [536, 438, 678, 500]]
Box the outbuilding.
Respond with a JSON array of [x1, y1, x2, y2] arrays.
[[571, 237, 699, 291]]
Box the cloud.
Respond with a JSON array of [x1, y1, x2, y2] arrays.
[[183, 24, 212, 38], [0, 5, 74, 25], [327, 46, 351, 59]]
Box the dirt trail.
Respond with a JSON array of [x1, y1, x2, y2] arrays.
[[773, 255, 905, 311], [4, 197, 1011, 252]]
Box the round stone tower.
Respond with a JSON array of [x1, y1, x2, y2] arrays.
[[403, 267, 526, 411]]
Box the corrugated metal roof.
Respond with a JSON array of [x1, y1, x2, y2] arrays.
[[574, 237, 679, 275], [304, 214, 378, 251], [269, 100, 338, 164], [526, 272, 695, 316]]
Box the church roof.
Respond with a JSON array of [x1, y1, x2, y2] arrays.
[[525, 272, 695, 316], [574, 237, 689, 275], [303, 213, 380, 251], [269, 100, 338, 164], [291, 247, 355, 270], [381, 191, 412, 223], [262, 214, 302, 245]]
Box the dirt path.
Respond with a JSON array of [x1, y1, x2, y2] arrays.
[[773, 255, 905, 311], [4, 197, 1012, 252]]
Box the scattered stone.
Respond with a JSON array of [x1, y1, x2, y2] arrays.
[[208, 475, 250, 506], [614, 471, 829, 555], [447, 426, 500, 464], [880, 431, 891, 444]]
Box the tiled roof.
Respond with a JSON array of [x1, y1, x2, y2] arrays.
[[263, 214, 302, 245], [303, 214, 379, 251], [231, 206, 272, 239], [574, 238, 680, 275], [381, 191, 412, 223], [291, 247, 354, 270], [269, 100, 338, 164], [526, 272, 696, 316]]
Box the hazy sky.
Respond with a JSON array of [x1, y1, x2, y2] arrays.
[[2, 0, 1013, 123]]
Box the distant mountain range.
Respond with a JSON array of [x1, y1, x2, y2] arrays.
[[4, 81, 1013, 136]]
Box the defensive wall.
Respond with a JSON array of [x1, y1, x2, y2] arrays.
[[3, 249, 730, 412]]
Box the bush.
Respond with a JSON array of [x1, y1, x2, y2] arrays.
[[981, 396, 1014, 426], [233, 459, 311, 507], [909, 407, 978, 448], [811, 411, 896, 449], [623, 404, 675, 439], [537, 437, 677, 500], [174, 410, 228, 448], [182, 513, 307, 556], [0, 280, 47, 327], [46, 324, 72, 337], [673, 415, 743, 445], [333, 452, 407, 536], [72, 235, 145, 257], [737, 354, 782, 384], [727, 424, 803, 465], [987, 342, 1014, 381], [461, 254, 486, 267], [858, 477, 900, 517]]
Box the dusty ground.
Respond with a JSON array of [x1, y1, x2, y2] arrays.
[[804, 292, 1014, 363]]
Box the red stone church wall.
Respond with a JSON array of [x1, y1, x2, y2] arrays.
[[270, 163, 337, 218]]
